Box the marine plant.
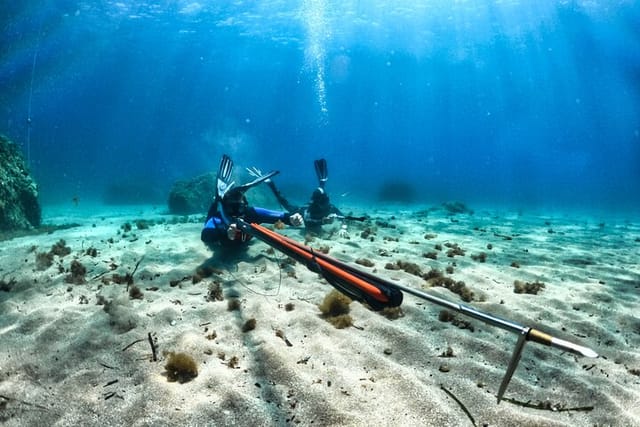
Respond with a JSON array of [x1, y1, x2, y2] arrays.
[[471, 252, 487, 262], [355, 258, 375, 267], [426, 275, 474, 302], [227, 298, 241, 311], [318, 290, 353, 329], [318, 289, 351, 317], [379, 306, 404, 320], [438, 310, 475, 332], [35, 251, 53, 270], [327, 314, 353, 329], [206, 282, 224, 302], [164, 351, 198, 383], [51, 239, 71, 257], [444, 242, 465, 257], [128, 284, 143, 300], [423, 251, 438, 260], [384, 260, 423, 277]]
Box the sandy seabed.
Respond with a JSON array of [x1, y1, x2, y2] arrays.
[[0, 202, 639, 426]]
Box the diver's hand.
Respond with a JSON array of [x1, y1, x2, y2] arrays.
[[246, 166, 271, 183], [227, 223, 239, 240], [289, 213, 304, 227], [323, 213, 338, 224]]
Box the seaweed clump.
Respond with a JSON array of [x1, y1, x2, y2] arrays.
[[164, 352, 198, 383], [356, 258, 375, 267], [205, 282, 224, 302], [514, 280, 545, 295], [438, 310, 475, 332], [35, 251, 54, 270], [35, 239, 72, 270], [385, 260, 423, 277], [424, 269, 474, 302], [471, 252, 487, 263], [65, 259, 86, 284], [444, 242, 465, 258], [51, 239, 71, 257], [242, 318, 257, 332], [318, 290, 353, 329]]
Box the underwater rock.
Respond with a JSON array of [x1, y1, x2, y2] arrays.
[[0, 135, 41, 231], [167, 172, 216, 215], [442, 201, 474, 215], [377, 180, 417, 203]]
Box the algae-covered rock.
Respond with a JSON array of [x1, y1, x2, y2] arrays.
[[167, 172, 215, 215], [0, 134, 41, 231]]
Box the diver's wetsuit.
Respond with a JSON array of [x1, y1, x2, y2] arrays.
[[266, 181, 343, 233], [201, 205, 294, 250]]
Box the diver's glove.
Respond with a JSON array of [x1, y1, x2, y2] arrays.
[[246, 166, 271, 183], [289, 213, 304, 227]]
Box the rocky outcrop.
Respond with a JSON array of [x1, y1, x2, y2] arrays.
[[167, 172, 216, 215], [0, 135, 41, 231]]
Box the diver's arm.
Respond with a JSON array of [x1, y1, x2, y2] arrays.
[[248, 207, 303, 226], [266, 181, 300, 213]]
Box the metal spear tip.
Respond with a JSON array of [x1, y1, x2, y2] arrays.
[[552, 337, 598, 358], [579, 347, 599, 358]]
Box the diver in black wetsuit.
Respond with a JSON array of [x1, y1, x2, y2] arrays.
[[249, 159, 346, 235], [201, 155, 304, 250]]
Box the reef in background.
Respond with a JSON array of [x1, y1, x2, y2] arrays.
[[167, 172, 215, 215], [0, 134, 41, 231]]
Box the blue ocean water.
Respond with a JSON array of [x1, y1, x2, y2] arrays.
[[1, 1, 639, 213]]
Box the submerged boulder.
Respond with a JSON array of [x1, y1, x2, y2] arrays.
[[0, 135, 41, 231], [167, 172, 215, 215]]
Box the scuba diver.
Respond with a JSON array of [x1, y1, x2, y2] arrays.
[[201, 154, 304, 250], [249, 159, 357, 235]]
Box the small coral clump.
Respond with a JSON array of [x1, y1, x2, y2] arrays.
[[164, 352, 198, 383]]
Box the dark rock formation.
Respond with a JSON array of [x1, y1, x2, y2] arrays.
[[167, 172, 215, 215], [377, 180, 417, 203], [0, 135, 41, 231]]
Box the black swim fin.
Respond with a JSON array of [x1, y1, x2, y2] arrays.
[[314, 158, 328, 187], [216, 154, 235, 199], [236, 170, 280, 192]]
